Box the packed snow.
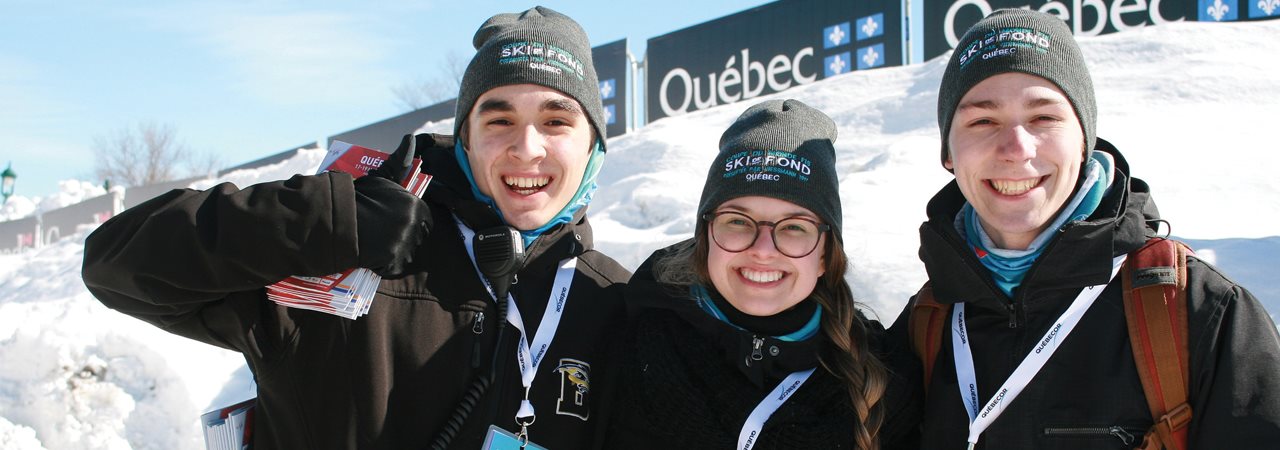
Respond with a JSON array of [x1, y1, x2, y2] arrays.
[[1, 19, 1278, 449]]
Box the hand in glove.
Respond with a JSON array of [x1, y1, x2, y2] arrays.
[[354, 134, 432, 278]]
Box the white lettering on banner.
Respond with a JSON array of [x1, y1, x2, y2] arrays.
[[943, 0, 1183, 49], [658, 47, 816, 118], [359, 155, 385, 168]]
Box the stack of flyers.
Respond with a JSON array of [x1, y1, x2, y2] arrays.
[[201, 397, 256, 450], [265, 140, 432, 319]]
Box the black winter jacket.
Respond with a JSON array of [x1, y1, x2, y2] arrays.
[[82, 135, 630, 450], [605, 240, 922, 449], [890, 140, 1280, 449]]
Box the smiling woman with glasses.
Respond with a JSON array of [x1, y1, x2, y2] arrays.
[[604, 99, 921, 450]]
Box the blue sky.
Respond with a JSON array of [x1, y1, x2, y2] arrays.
[[2, 0, 771, 198]]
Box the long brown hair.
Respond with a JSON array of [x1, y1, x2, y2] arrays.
[[654, 221, 889, 449]]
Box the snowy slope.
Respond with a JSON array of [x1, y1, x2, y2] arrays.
[[1, 19, 1277, 449]]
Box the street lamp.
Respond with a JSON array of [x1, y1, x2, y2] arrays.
[[0, 162, 15, 204]]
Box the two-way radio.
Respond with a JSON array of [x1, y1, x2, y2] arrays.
[[472, 226, 525, 300]]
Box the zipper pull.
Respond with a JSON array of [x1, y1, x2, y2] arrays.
[[1108, 426, 1136, 446], [750, 336, 765, 362], [471, 312, 486, 369], [1006, 302, 1018, 328]]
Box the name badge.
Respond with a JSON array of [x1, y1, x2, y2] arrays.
[[482, 425, 547, 450]]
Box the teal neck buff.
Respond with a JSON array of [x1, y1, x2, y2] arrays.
[[960, 151, 1115, 297], [454, 139, 605, 248], [690, 284, 821, 342]]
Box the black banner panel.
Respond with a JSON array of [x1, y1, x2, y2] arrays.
[[646, 0, 904, 123], [593, 39, 630, 138], [921, 0, 1280, 62]]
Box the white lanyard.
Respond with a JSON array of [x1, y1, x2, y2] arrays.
[[455, 217, 578, 430], [954, 254, 1126, 449], [738, 367, 816, 450]]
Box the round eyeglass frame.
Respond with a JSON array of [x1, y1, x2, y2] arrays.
[[702, 211, 831, 258]]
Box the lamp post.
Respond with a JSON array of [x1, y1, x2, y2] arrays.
[[1, 162, 15, 204]]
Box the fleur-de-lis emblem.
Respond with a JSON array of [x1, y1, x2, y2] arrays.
[[861, 17, 879, 38], [828, 26, 846, 47], [1207, 0, 1231, 20], [1261, 0, 1280, 15], [862, 47, 880, 68], [829, 54, 847, 74]]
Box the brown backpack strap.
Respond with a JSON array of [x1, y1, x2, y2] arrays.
[[1122, 238, 1193, 450], [908, 282, 950, 393]]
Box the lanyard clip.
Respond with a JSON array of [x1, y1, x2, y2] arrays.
[[515, 399, 536, 449]]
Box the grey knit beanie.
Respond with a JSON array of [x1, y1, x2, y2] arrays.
[[454, 6, 607, 149], [698, 99, 842, 240], [937, 8, 1095, 169]]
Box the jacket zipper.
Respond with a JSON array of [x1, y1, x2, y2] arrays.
[[747, 335, 765, 366], [1043, 426, 1137, 446], [1006, 302, 1020, 328], [1006, 223, 1077, 329], [937, 223, 1021, 327], [471, 312, 485, 369]]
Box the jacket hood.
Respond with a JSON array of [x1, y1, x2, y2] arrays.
[[918, 138, 1158, 310], [627, 239, 823, 387]]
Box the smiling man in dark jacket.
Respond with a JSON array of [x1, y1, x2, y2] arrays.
[[891, 9, 1280, 449], [82, 6, 628, 450]]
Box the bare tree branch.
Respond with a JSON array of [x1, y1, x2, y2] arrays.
[[93, 122, 222, 187], [390, 50, 469, 111]]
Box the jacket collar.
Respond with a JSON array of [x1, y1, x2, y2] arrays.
[[918, 138, 1156, 310], [628, 239, 823, 387]]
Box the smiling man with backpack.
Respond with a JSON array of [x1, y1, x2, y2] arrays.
[[891, 9, 1280, 449]]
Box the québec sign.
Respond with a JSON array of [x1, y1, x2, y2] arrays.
[[645, 0, 902, 122], [926, 0, 1188, 60], [657, 48, 817, 118]]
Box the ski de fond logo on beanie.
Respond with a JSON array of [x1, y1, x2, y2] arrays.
[[937, 9, 1097, 169], [698, 99, 842, 239], [497, 41, 588, 82], [454, 6, 607, 146], [955, 26, 1053, 69]]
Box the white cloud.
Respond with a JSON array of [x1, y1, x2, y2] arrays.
[[140, 6, 400, 106]]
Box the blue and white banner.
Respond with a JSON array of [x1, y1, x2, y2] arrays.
[[1251, 0, 1280, 17], [919, 0, 1278, 62], [645, 0, 903, 122], [591, 39, 630, 137]]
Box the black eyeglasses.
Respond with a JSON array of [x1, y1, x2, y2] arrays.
[[702, 211, 830, 258]]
